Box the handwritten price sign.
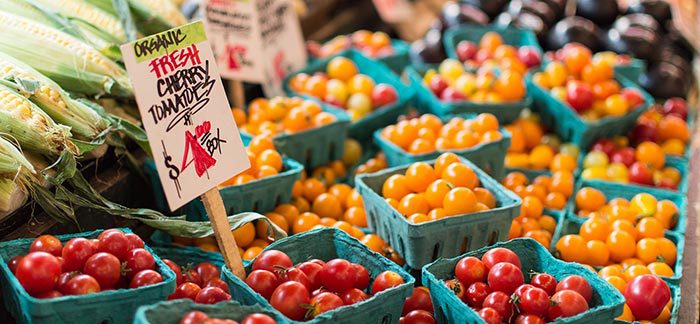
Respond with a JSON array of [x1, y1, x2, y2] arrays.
[[121, 22, 249, 211]]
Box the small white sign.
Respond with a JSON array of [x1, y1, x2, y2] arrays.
[[120, 21, 250, 211]]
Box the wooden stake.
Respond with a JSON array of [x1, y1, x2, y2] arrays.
[[200, 188, 246, 279], [229, 80, 245, 109]]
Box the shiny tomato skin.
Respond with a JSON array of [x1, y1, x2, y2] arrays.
[[455, 256, 487, 286], [63, 274, 100, 295], [402, 310, 435, 324], [245, 270, 279, 300], [465, 282, 491, 308], [62, 238, 96, 272], [124, 249, 156, 278], [180, 311, 209, 324], [129, 269, 163, 288], [194, 286, 231, 304], [98, 230, 130, 260], [57, 271, 80, 294], [269, 281, 310, 320], [296, 261, 323, 291], [531, 273, 557, 296], [83, 252, 121, 289], [519, 287, 550, 317], [402, 287, 433, 315], [15, 252, 61, 295], [477, 307, 502, 324], [205, 278, 229, 292], [195, 262, 220, 284], [340, 288, 369, 305], [371, 271, 405, 295], [241, 314, 277, 324], [548, 290, 589, 320], [487, 262, 524, 294], [444, 279, 466, 301], [29, 235, 63, 256], [624, 274, 671, 320], [482, 291, 514, 319], [168, 282, 201, 300], [162, 259, 184, 285], [309, 292, 344, 318], [514, 314, 546, 324], [556, 275, 592, 302], [352, 263, 370, 290], [276, 267, 311, 291], [481, 248, 522, 269], [8, 256, 22, 274], [252, 250, 293, 273], [185, 269, 203, 287], [320, 259, 355, 293], [124, 233, 145, 251], [35, 290, 63, 299]]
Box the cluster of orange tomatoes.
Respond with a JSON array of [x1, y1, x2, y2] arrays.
[[219, 135, 284, 187], [423, 61, 526, 103], [233, 97, 337, 136], [504, 114, 581, 171]]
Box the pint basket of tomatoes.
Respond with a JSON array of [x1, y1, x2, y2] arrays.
[[285, 49, 414, 140], [135, 299, 283, 324], [221, 228, 414, 323], [422, 238, 625, 324], [0, 228, 176, 324], [374, 113, 511, 178], [355, 154, 521, 269], [443, 25, 543, 68]]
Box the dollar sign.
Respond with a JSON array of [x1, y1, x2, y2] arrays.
[[163, 154, 179, 180]]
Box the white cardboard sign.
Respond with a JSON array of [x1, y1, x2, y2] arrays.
[[120, 21, 249, 211], [202, 0, 307, 96]]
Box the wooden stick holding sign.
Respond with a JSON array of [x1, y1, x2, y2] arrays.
[[120, 22, 251, 279], [229, 80, 246, 110]]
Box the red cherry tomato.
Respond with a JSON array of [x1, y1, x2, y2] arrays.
[[371, 84, 398, 107], [168, 282, 201, 300], [402, 310, 435, 324], [195, 262, 221, 284], [308, 292, 344, 318], [444, 279, 466, 301], [482, 291, 514, 320], [97, 229, 123, 240], [63, 274, 100, 295], [340, 288, 369, 305], [269, 281, 310, 320], [83, 252, 121, 289], [57, 271, 79, 294], [129, 269, 163, 288], [15, 252, 61, 295], [205, 278, 229, 292], [455, 256, 487, 287], [477, 307, 502, 324], [320, 259, 355, 293], [276, 267, 311, 291], [371, 270, 405, 295], [624, 274, 671, 320], [194, 286, 231, 304], [308, 259, 326, 267], [514, 314, 546, 324], [402, 287, 433, 315], [487, 262, 524, 294], [29, 235, 62, 257], [185, 268, 202, 286], [465, 282, 491, 308], [180, 311, 209, 324], [519, 287, 550, 318], [252, 250, 293, 273], [530, 273, 557, 296], [124, 233, 145, 251], [556, 275, 592, 303], [481, 248, 521, 269], [352, 263, 370, 289], [513, 284, 535, 300], [98, 230, 130, 260], [124, 249, 156, 279], [296, 261, 323, 291], [162, 259, 184, 285], [62, 238, 96, 272], [245, 270, 279, 299], [241, 314, 277, 324], [35, 290, 63, 299], [7, 256, 22, 274], [548, 290, 589, 320]]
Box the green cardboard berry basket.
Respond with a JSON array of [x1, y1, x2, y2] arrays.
[[526, 70, 653, 150], [374, 113, 511, 178], [615, 283, 681, 324], [221, 228, 415, 324], [135, 299, 284, 324], [406, 65, 532, 123], [613, 59, 646, 84], [422, 238, 625, 324], [0, 229, 176, 324], [284, 49, 414, 141], [552, 215, 685, 285], [239, 104, 350, 170], [355, 157, 522, 269], [443, 24, 542, 61]]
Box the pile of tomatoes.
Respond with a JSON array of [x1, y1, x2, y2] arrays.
[[244, 250, 405, 321], [309, 30, 396, 59], [288, 57, 398, 121], [423, 60, 526, 103], [445, 247, 592, 323], [7, 229, 163, 298], [581, 138, 682, 189], [630, 98, 690, 158], [382, 153, 498, 223], [504, 114, 581, 171], [164, 260, 231, 304], [380, 113, 504, 155], [234, 98, 337, 137], [219, 136, 285, 187], [401, 287, 435, 324], [180, 311, 276, 324], [454, 32, 541, 71], [532, 44, 646, 120]]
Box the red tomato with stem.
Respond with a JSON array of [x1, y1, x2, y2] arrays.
[[124, 233, 144, 251], [320, 259, 355, 293], [29, 235, 62, 256], [352, 263, 370, 289], [185, 268, 202, 286], [83, 252, 121, 288], [296, 261, 323, 291], [62, 238, 96, 272], [487, 262, 524, 294], [403, 287, 433, 315], [478, 307, 503, 324], [57, 271, 80, 294], [168, 282, 201, 300], [245, 270, 279, 300], [531, 273, 557, 296], [252, 250, 293, 273], [556, 275, 592, 302], [308, 292, 344, 318], [372, 271, 405, 294], [98, 230, 130, 260], [341, 288, 369, 305], [15, 252, 61, 295], [519, 287, 550, 317], [548, 290, 589, 320], [129, 269, 163, 288], [455, 256, 487, 287], [269, 281, 310, 320], [624, 274, 671, 320], [162, 259, 184, 285], [481, 248, 521, 269], [466, 282, 491, 308], [195, 262, 220, 284], [194, 286, 231, 304], [62, 274, 100, 295], [444, 279, 466, 301], [482, 291, 514, 320], [513, 284, 535, 300], [276, 267, 311, 291]]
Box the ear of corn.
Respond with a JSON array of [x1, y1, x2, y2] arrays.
[[0, 178, 28, 218], [0, 83, 75, 156], [128, 0, 188, 34], [0, 12, 133, 97], [0, 137, 35, 217], [28, 0, 127, 42], [0, 52, 111, 141]]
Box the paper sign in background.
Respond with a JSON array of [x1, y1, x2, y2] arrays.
[[121, 21, 249, 211]]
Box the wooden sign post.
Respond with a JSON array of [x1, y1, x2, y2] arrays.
[[120, 22, 250, 278]]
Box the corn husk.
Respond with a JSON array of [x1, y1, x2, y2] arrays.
[[29, 0, 127, 42]]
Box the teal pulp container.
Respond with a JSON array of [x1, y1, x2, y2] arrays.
[[613, 59, 646, 84], [145, 156, 303, 221], [527, 70, 653, 149], [134, 299, 284, 324], [406, 65, 532, 123], [374, 114, 511, 178], [221, 228, 415, 324], [551, 216, 684, 285], [240, 104, 350, 169], [422, 238, 625, 324], [284, 49, 415, 141], [443, 24, 542, 61], [355, 157, 522, 269], [0, 229, 176, 324]]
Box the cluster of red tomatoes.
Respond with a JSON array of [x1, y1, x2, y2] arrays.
[[401, 287, 436, 324], [179, 311, 276, 324], [8, 229, 163, 298], [244, 250, 405, 321], [445, 247, 592, 323], [164, 260, 231, 304]]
